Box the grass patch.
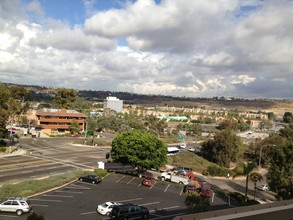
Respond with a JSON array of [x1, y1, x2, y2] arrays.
[[168, 152, 219, 174], [0, 168, 108, 201]]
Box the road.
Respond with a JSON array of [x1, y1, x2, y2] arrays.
[[0, 137, 110, 185]]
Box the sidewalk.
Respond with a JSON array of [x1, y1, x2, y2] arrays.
[[0, 148, 27, 158]]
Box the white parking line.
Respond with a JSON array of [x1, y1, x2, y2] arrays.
[[80, 211, 96, 215], [0, 214, 17, 218], [32, 204, 49, 207], [150, 205, 179, 212], [29, 198, 62, 202], [150, 182, 156, 189], [127, 177, 135, 184], [139, 202, 160, 206], [116, 175, 125, 183], [116, 198, 143, 203], [164, 183, 170, 192], [42, 194, 73, 198], [56, 190, 83, 194]]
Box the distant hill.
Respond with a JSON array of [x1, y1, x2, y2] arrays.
[[4, 82, 293, 116]]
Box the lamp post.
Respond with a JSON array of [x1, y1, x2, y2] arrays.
[[259, 144, 275, 170]]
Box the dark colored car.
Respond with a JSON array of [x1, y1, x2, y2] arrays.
[[78, 174, 102, 184], [142, 176, 155, 187], [109, 204, 149, 220]]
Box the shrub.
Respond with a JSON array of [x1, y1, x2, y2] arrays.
[[207, 165, 229, 177]]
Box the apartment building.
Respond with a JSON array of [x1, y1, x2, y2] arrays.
[[103, 96, 123, 113]]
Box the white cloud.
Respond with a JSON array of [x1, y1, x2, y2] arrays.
[[0, 0, 293, 99]]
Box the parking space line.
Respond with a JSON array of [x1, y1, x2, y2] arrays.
[[127, 177, 135, 184], [42, 194, 74, 198], [56, 190, 83, 194], [180, 188, 184, 195], [164, 183, 170, 192], [116, 198, 143, 203], [150, 182, 156, 189], [116, 175, 125, 183], [80, 211, 96, 215], [30, 198, 62, 202], [150, 205, 179, 212], [0, 214, 17, 218], [66, 184, 91, 190], [32, 204, 49, 207], [139, 202, 160, 206]]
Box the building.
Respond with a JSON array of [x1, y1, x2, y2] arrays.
[[103, 96, 123, 113], [35, 108, 87, 132]]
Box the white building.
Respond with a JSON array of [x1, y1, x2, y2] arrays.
[[103, 96, 123, 113]]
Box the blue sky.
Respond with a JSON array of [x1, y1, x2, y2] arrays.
[[1, 0, 293, 99]]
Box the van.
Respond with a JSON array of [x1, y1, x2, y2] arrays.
[[109, 204, 149, 219]]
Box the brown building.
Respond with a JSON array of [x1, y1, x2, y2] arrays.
[[35, 108, 87, 132]]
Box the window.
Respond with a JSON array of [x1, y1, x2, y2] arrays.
[[12, 201, 19, 205]]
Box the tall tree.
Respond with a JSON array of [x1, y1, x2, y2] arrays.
[[111, 130, 167, 171], [267, 144, 293, 200], [54, 88, 77, 109], [283, 112, 293, 124], [201, 129, 241, 167]]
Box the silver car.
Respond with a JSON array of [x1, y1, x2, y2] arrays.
[[0, 197, 32, 216]]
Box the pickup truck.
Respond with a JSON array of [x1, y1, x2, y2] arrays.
[[160, 171, 189, 185]]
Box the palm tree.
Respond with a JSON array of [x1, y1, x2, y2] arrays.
[[233, 162, 257, 203]]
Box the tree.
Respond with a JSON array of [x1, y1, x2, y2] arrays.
[[267, 143, 293, 200], [69, 120, 80, 134], [201, 129, 241, 167], [283, 112, 293, 123], [111, 130, 167, 171], [217, 119, 238, 131], [54, 88, 77, 109], [233, 162, 257, 203]]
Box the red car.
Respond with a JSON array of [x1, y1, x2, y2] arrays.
[[200, 184, 213, 197], [142, 176, 156, 187]]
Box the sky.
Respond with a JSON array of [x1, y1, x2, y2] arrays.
[[1, 0, 293, 99]]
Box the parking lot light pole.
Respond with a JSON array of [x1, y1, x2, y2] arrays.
[[259, 144, 275, 171]]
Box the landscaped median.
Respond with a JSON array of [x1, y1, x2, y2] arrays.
[[0, 168, 108, 201]]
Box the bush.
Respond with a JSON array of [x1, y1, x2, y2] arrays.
[[207, 165, 229, 177], [0, 147, 7, 152]]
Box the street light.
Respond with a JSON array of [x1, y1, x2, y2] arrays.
[[259, 144, 275, 170]]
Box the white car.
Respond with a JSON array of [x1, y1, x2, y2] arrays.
[[257, 184, 269, 191], [97, 201, 121, 216], [0, 197, 32, 216]]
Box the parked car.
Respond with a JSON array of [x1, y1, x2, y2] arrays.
[[0, 197, 32, 216], [78, 174, 102, 184], [142, 176, 156, 187], [200, 184, 213, 197], [109, 204, 149, 219], [97, 201, 122, 216], [257, 184, 269, 191]]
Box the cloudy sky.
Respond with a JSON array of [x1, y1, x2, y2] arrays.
[[1, 0, 293, 99]]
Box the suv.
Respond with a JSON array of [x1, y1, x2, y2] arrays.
[[0, 197, 32, 216], [109, 204, 149, 219]]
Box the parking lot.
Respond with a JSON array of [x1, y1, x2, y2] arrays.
[[0, 173, 228, 220]]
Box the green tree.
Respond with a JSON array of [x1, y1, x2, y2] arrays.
[[69, 120, 80, 134], [111, 130, 167, 171], [279, 123, 293, 141], [233, 162, 257, 203], [201, 129, 241, 167], [184, 192, 210, 213], [217, 119, 238, 131], [283, 112, 293, 123], [54, 88, 77, 109], [267, 143, 293, 200]]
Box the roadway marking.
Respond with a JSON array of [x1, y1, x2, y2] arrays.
[[42, 194, 74, 198], [56, 190, 83, 194], [80, 211, 96, 215], [164, 183, 170, 192], [0, 214, 17, 218], [67, 184, 91, 190], [150, 182, 156, 189], [116, 198, 143, 203], [29, 198, 62, 202], [127, 177, 135, 184], [139, 202, 160, 206], [180, 188, 184, 196], [32, 204, 49, 207], [116, 175, 125, 183]]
